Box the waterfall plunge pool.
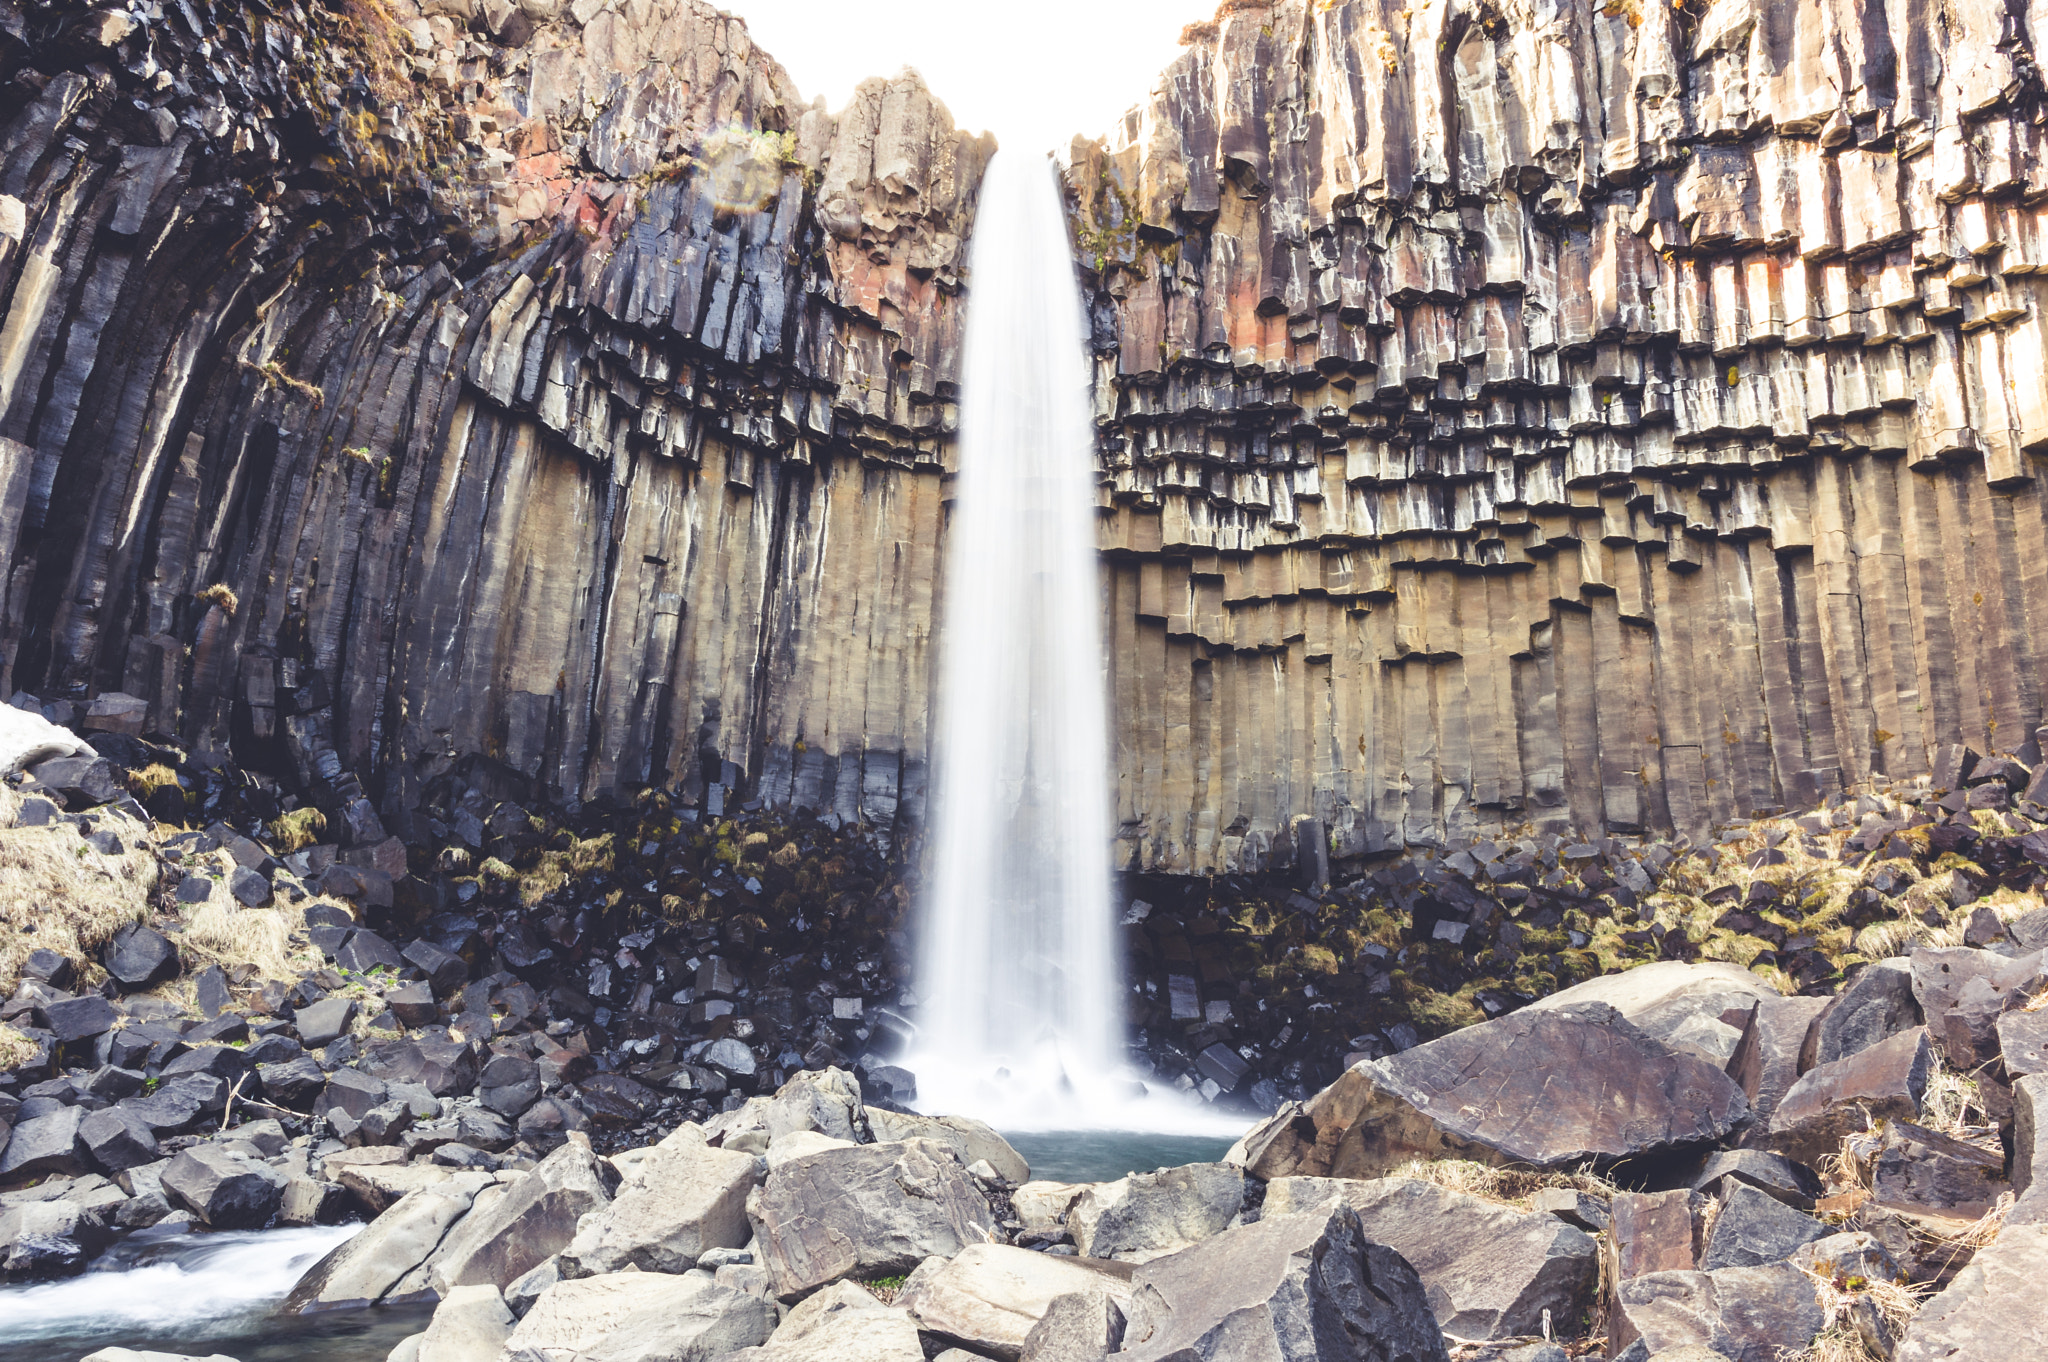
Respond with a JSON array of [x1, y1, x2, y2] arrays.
[[1001, 1130, 1240, 1184], [0, 1223, 432, 1362]]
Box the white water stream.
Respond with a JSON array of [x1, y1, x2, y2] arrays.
[[909, 152, 1235, 1135]]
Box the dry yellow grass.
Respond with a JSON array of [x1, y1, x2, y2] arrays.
[[1786, 1255, 1931, 1361], [268, 806, 328, 852], [1387, 1156, 1618, 1210], [0, 785, 158, 995], [0, 1024, 38, 1068], [1777, 1323, 1886, 1362]]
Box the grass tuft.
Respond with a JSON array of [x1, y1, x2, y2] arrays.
[[269, 806, 328, 853], [0, 786, 157, 996]]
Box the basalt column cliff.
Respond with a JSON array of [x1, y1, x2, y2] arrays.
[[2, 0, 2047, 882], [0, 0, 986, 851], [1075, 0, 2048, 874]]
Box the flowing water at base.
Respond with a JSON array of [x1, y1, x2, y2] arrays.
[[1002, 1130, 1241, 1185], [0, 1223, 431, 1362]]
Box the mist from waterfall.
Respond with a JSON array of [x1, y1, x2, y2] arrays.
[[908, 152, 1234, 1135]]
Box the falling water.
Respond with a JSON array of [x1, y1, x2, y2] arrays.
[[908, 149, 1126, 1127]]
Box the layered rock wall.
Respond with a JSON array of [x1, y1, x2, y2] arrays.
[[0, 0, 985, 843], [6, 0, 2048, 879], [1073, 0, 2048, 873]]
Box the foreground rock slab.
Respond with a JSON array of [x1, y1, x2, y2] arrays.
[[502, 1269, 774, 1361], [1894, 1218, 2048, 1361], [426, 1137, 611, 1295], [900, 1243, 1133, 1360], [750, 1138, 997, 1301], [1766, 1028, 1932, 1165], [284, 1175, 493, 1311], [1066, 1163, 1242, 1263], [1264, 1176, 1597, 1342], [726, 1281, 923, 1362], [1109, 1205, 1450, 1362], [1611, 1263, 1825, 1362], [1233, 1004, 1747, 1178], [561, 1124, 755, 1276]]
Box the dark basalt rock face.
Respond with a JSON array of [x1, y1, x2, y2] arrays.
[[0, 0, 986, 852], [1070, 0, 2048, 873], [0, 0, 2043, 883]]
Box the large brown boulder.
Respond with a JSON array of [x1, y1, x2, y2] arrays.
[[559, 1123, 757, 1276], [1610, 1263, 1825, 1362], [1108, 1205, 1449, 1362], [750, 1139, 998, 1302], [502, 1269, 775, 1361], [1765, 1028, 1931, 1166], [1730, 995, 1830, 1144], [1230, 1003, 1747, 1179], [898, 1243, 1133, 1361], [1263, 1176, 1597, 1342], [1894, 1220, 2048, 1362], [424, 1134, 612, 1294], [1066, 1163, 1242, 1263]]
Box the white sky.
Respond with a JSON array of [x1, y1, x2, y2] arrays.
[[722, 0, 1211, 154]]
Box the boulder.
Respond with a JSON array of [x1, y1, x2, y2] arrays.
[[560, 1123, 756, 1276], [1530, 1188, 1610, 1233], [0, 1105, 86, 1178], [43, 993, 117, 1043], [257, 1057, 328, 1106], [1263, 1175, 1598, 1342], [1524, 962, 1778, 1018], [1610, 1263, 1825, 1362], [1108, 1205, 1449, 1362], [104, 924, 180, 991], [1766, 1027, 1931, 1166], [1801, 959, 1919, 1070], [1695, 1184, 1827, 1271], [1605, 1190, 1698, 1336], [1869, 1120, 2008, 1218], [2015, 1073, 2048, 1201], [727, 1280, 925, 1362], [425, 1135, 611, 1294], [750, 1138, 998, 1301], [1942, 974, 2018, 1068], [1066, 1163, 1242, 1263], [899, 1243, 1134, 1360], [499, 1270, 774, 1361], [79, 1106, 160, 1173], [866, 1108, 1029, 1183], [30, 754, 120, 804], [417, 1283, 515, 1362], [1231, 1003, 1747, 1178], [1688, 1150, 1824, 1210], [335, 1162, 454, 1215], [1997, 1008, 2048, 1077], [1788, 1231, 1900, 1284], [1894, 1220, 2048, 1361], [284, 1174, 496, 1311], [763, 1066, 865, 1142], [1022, 1291, 1128, 1362], [0, 1200, 113, 1278], [127, 1073, 229, 1131], [160, 1145, 287, 1228], [764, 1130, 854, 1169], [295, 997, 357, 1048], [1910, 948, 2040, 1024]]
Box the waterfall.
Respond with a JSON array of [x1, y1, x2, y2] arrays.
[[908, 150, 1124, 1127]]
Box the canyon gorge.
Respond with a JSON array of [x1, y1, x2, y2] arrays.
[[0, 0, 2044, 879]]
